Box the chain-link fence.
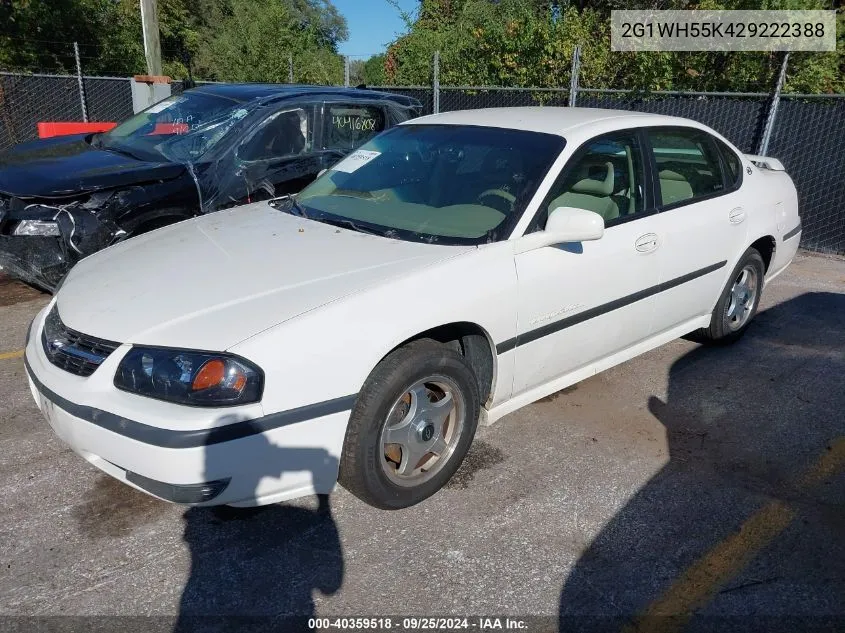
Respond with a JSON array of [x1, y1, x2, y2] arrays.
[[0, 72, 133, 150], [767, 96, 845, 255], [0, 63, 842, 254], [576, 91, 771, 155]]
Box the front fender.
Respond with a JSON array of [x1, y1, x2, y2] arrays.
[[229, 242, 518, 419]]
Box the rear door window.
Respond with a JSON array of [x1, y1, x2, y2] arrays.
[[648, 128, 725, 207], [324, 105, 385, 151]]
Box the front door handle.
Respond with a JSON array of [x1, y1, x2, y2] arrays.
[[635, 233, 659, 253], [729, 207, 746, 224]]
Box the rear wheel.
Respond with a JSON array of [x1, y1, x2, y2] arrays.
[[697, 248, 765, 343], [338, 339, 480, 509]]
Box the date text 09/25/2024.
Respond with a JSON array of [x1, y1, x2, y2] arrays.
[[309, 617, 529, 631]]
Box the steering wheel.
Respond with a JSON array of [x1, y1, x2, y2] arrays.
[[477, 188, 516, 214]]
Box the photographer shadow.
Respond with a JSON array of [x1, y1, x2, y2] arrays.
[[175, 420, 344, 633], [558, 291, 845, 632]]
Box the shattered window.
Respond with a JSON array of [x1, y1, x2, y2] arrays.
[[324, 105, 385, 151], [107, 93, 238, 140], [238, 109, 310, 161], [95, 92, 248, 162]]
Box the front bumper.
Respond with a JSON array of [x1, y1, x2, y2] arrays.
[[24, 312, 350, 506], [0, 235, 72, 291]]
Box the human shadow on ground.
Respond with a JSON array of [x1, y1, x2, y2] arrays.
[[558, 292, 845, 633], [174, 421, 343, 633]]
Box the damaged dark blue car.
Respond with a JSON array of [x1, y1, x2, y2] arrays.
[[0, 83, 420, 290]]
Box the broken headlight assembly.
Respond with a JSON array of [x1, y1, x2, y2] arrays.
[[114, 347, 263, 407], [13, 220, 61, 236]]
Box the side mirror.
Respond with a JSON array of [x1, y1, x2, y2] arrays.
[[515, 206, 604, 253]]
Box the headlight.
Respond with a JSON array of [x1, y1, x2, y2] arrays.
[[114, 347, 263, 407], [13, 220, 61, 236]]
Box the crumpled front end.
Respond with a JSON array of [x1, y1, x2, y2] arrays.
[[0, 190, 129, 291], [0, 235, 69, 290]]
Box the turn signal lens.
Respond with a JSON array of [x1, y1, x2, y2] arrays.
[[192, 359, 226, 391]]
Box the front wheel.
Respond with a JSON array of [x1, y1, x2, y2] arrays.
[[697, 248, 765, 344], [338, 339, 480, 510]]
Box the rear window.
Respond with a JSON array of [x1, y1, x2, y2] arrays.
[[324, 105, 385, 151]]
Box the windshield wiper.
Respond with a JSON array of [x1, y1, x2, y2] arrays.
[[271, 198, 386, 237], [272, 195, 309, 218], [312, 216, 388, 237], [101, 142, 143, 162]]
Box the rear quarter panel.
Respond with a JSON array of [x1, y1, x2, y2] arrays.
[[742, 160, 801, 280]]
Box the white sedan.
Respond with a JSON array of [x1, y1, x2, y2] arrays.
[[24, 107, 801, 509]]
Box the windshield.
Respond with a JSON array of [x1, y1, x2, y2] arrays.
[[295, 124, 565, 245], [95, 91, 249, 162]]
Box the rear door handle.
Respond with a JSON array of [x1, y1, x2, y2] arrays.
[[729, 207, 746, 224], [635, 233, 659, 253]]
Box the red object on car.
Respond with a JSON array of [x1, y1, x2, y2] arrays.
[[37, 122, 117, 138], [149, 122, 190, 135]]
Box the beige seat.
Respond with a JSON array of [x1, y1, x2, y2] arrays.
[[549, 161, 619, 222], [658, 169, 694, 205]]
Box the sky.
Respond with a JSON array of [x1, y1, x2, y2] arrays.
[[332, 0, 419, 59]]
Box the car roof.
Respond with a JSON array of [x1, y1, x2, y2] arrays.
[[405, 107, 704, 137], [187, 83, 417, 107]]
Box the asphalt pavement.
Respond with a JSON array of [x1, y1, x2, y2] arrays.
[[0, 253, 843, 632]]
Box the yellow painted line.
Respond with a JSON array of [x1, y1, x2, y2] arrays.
[[0, 349, 24, 361], [625, 437, 845, 633]]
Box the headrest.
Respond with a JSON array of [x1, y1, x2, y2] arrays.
[[659, 169, 687, 182], [571, 162, 614, 196]]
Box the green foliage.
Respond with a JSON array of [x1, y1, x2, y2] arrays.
[[0, 0, 347, 84], [0, 0, 128, 73], [193, 0, 344, 84], [385, 0, 843, 93], [363, 53, 388, 85], [1, 0, 840, 93]]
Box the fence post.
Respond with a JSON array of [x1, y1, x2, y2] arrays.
[[758, 52, 789, 156], [568, 45, 581, 107], [433, 50, 440, 114], [344, 56, 350, 87], [73, 41, 88, 122], [288, 54, 294, 83]]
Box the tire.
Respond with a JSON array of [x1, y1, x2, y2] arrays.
[[696, 248, 765, 344], [338, 339, 480, 510]]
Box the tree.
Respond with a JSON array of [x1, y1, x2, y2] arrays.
[[194, 0, 346, 84], [287, 0, 348, 50], [363, 53, 388, 85], [383, 0, 844, 93], [0, 0, 130, 73], [348, 58, 366, 85], [0, 0, 349, 83]]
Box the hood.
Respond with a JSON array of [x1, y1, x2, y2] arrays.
[[56, 202, 473, 350], [0, 134, 184, 198]]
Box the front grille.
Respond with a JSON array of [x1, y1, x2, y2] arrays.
[[41, 305, 121, 377]]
